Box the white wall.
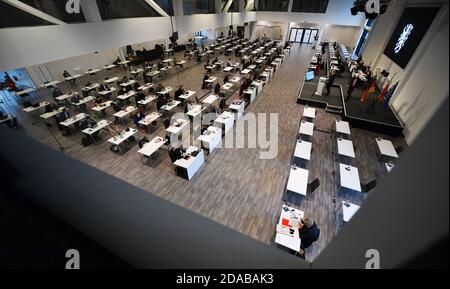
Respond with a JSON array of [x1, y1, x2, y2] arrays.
[[361, 0, 449, 144], [321, 24, 360, 49]]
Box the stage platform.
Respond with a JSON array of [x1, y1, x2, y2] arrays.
[[297, 76, 404, 137]]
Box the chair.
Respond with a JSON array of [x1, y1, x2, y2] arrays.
[[395, 145, 404, 155], [307, 178, 320, 194], [361, 179, 377, 193]]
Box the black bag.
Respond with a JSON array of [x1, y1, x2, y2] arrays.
[[128, 136, 136, 143], [81, 136, 92, 147], [138, 137, 149, 148], [110, 144, 120, 153]]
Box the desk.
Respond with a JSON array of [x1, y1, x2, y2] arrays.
[[85, 68, 102, 75], [72, 96, 94, 107], [59, 112, 87, 127], [337, 138, 355, 158], [375, 138, 398, 158], [98, 87, 117, 96], [120, 80, 137, 88], [113, 106, 137, 121], [174, 146, 205, 180], [82, 83, 99, 92], [138, 112, 162, 132], [243, 87, 257, 103], [223, 67, 233, 72], [339, 163, 361, 192], [41, 80, 61, 88], [40, 107, 66, 120], [23, 102, 49, 113], [103, 64, 116, 70], [82, 119, 112, 143], [178, 90, 196, 100], [56, 91, 78, 102], [274, 205, 303, 252], [117, 60, 130, 65], [104, 77, 119, 84], [303, 107, 316, 119], [107, 128, 138, 154], [229, 100, 245, 119], [166, 119, 190, 136], [157, 86, 173, 96], [241, 69, 251, 75], [251, 80, 264, 94], [117, 90, 137, 101], [130, 68, 143, 75], [299, 120, 314, 136], [202, 94, 219, 106], [214, 111, 235, 135], [91, 101, 112, 113], [137, 95, 157, 106], [197, 126, 222, 153], [138, 83, 156, 92], [205, 77, 218, 84], [221, 83, 234, 90], [293, 139, 312, 161], [336, 119, 351, 135], [138, 136, 167, 162], [286, 166, 309, 196], [160, 100, 181, 112], [230, 76, 241, 83], [15, 88, 35, 96], [342, 201, 360, 222], [64, 74, 82, 82]]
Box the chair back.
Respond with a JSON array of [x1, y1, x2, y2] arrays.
[[308, 178, 320, 194], [362, 179, 377, 193]]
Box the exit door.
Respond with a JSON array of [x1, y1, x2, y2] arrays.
[[289, 28, 319, 44]]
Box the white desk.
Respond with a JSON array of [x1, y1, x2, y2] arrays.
[[120, 80, 137, 87], [98, 87, 117, 96], [214, 111, 235, 134], [41, 80, 61, 88], [108, 128, 138, 154], [205, 77, 218, 84], [178, 90, 196, 100], [174, 146, 205, 181], [103, 64, 116, 70], [104, 77, 119, 84], [243, 87, 257, 103], [157, 86, 173, 96], [339, 163, 361, 192], [342, 201, 360, 222], [23, 102, 49, 113], [337, 138, 355, 158], [241, 69, 251, 75], [82, 83, 99, 92], [202, 94, 219, 105], [274, 205, 303, 252], [138, 136, 167, 160], [186, 105, 206, 119], [336, 119, 351, 135], [82, 119, 111, 136], [229, 100, 245, 119], [113, 106, 137, 119], [303, 107, 316, 119], [56, 91, 78, 101], [117, 60, 130, 65], [299, 120, 314, 136], [117, 90, 137, 101], [91, 101, 112, 112], [166, 119, 190, 135], [59, 113, 87, 127], [72, 96, 94, 106], [138, 112, 162, 128], [376, 138, 398, 158], [286, 166, 309, 196], [221, 83, 234, 90], [40, 107, 66, 120], [197, 126, 222, 153], [138, 83, 156, 92], [130, 68, 143, 75], [294, 139, 312, 161], [137, 95, 157, 106], [15, 88, 34, 96], [223, 67, 233, 72], [230, 76, 241, 83], [85, 68, 102, 75], [161, 100, 181, 112], [64, 74, 82, 81]]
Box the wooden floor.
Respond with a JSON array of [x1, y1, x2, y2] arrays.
[[1, 43, 407, 262]]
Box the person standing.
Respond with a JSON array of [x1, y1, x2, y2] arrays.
[[324, 69, 337, 96]]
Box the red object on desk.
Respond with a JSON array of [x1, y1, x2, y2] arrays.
[[281, 218, 292, 228]]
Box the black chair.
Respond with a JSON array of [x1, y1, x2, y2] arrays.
[[395, 145, 404, 155], [361, 179, 377, 193], [307, 178, 320, 194]]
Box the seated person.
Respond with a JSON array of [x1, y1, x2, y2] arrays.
[[135, 91, 145, 106], [213, 83, 221, 95], [133, 81, 141, 91], [184, 99, 196, 113], [111, 101, 122, 113], [52, 88, 63, 99], [227, 58, 233, 67], [157, 61, 164, 70], [156, 95, 168, 111], [63, 70, 76, 85], [94, 95, 103, 105], [224, 75, 229, 84], [71, 93, 82, 104], [174, 85, 185, 100], [168, 145, 185, 163], [298, 217, 320, 257], [155, 83, 165, 93], [202, 74, 210, 89]]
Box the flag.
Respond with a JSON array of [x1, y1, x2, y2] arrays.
[[378, 81, 391, 102], [360, 77, 377, 103], [383, 82, 399, 108]]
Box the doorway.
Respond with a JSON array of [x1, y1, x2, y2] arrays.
[[289, 28, 318, 44]]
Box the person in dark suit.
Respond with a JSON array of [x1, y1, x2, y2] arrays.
[[213, 83, 221, 95], [135, 91, 145, 107], [99, 82, 109, 92], [325, 69, 337, 96], [298, 217, 320, 257], [157, 95, 167, 111], [202, 74, 210, 89], [224, 75, 229, 84], [174, 85, 185, 100], [63, 70, 76, 86], [52, 88, 63, 100]]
